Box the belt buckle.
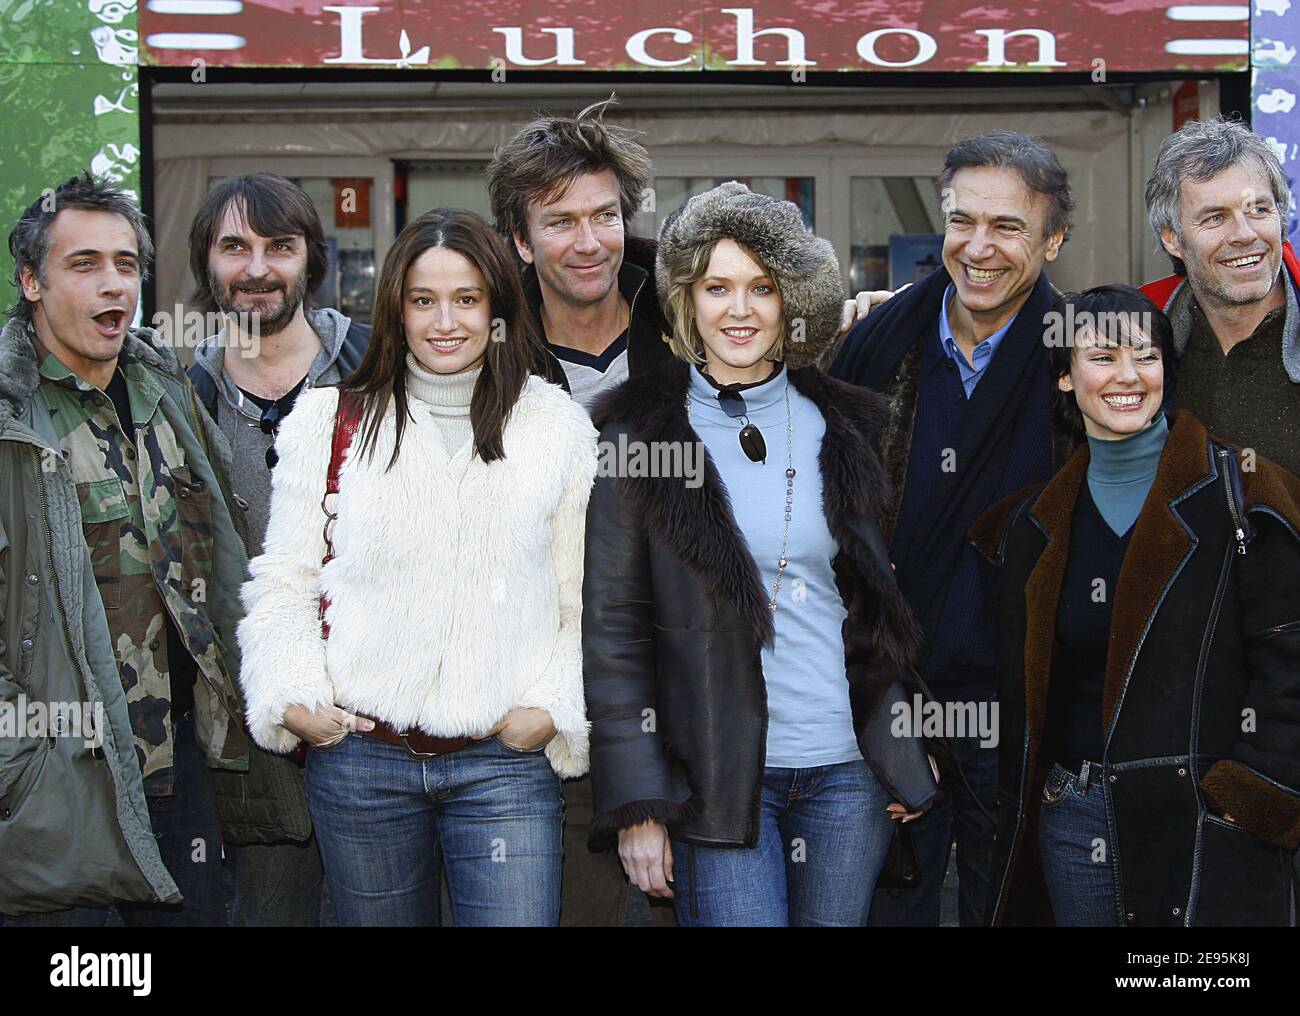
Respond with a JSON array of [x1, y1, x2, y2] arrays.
[[399, 732, 438, 760]]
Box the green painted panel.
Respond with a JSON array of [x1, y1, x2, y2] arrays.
[[0, 0, 137, 66], [0, 61, 140, 312]]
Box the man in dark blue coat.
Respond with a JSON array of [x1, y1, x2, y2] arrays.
[[830, 132, 1076, 926]]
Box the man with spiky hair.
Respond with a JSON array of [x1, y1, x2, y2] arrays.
[[1, 173, 256, 924], [488, 97, 671, 926], [1141, 116, 1299, 477], [490, 97, 893, 926], [488, 97, 672, 412]]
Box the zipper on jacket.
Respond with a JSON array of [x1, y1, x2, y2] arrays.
[[625, 274, 649, 374], [1216, 448, 1247, 556], [188, 385, 252, 553], [992, 719, 1031, 923], [34, 459, 107, 763], [35, 460, 91, 726]]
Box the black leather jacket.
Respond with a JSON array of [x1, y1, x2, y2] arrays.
[[583, 360, 932, 849]]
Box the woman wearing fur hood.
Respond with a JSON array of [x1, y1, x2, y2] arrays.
[[237, 209, 598, 926], [583, 182, 938, 926]]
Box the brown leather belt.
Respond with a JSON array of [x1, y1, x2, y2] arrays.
[[360, 716, 476, 759]]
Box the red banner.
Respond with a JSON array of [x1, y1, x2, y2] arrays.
[[140, 1, 1250, 73]]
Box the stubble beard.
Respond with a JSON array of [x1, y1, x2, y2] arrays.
[[210, 267, 309, 337], [1183, 236, 1282, 311]]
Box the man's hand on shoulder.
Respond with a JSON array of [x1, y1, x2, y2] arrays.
[[836, 284, 910, 336]]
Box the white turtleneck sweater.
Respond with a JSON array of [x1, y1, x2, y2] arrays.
[[404, 352, 480, 455]]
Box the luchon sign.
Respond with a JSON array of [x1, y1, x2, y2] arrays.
[[138, 0, 1251, 72]]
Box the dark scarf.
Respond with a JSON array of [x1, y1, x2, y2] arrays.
[[831, 266, 1071, 640]]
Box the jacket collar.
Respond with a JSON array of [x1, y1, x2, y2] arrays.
[[1155, 241, 1300, 383], [191, 306, 349, 395], [0, 316, 179, 430], [1022, 409, 1216, 745], [523, 235, 672, 374]]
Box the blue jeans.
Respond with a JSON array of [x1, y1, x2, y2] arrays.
[[1038, 761, 1120, 926], [671, 759, 892, 927], [5, 712, 226, 927], [869, 731, 999, 927], [305, 732, 563, 927]]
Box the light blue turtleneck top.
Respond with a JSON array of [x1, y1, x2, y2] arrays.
[[687, 364, 862, 769], [1085, 412, 1170, 537]]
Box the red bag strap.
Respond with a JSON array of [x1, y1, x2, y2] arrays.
[[321, 390, 364, 561], [319, 391, 364, 639], [328, 389, 364, 496]]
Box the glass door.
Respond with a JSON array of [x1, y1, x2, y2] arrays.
[[827, 155, 945, 292], [636, 155, 830, 246]]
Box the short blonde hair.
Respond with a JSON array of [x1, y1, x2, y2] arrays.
[[661, 236, 786, 365]]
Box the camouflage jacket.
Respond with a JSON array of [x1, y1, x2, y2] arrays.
[[36, 339, 249, 794], [28, 326, 253, 780]]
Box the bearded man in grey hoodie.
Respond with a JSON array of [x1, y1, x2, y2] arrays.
[[186, 172, 371, 926]]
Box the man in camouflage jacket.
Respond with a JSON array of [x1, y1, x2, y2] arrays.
[[0, 174, 279, 922]]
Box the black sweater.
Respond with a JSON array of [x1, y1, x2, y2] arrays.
[[1046, 485, 1131, 769]]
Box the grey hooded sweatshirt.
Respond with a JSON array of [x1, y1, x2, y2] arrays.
[[190, 308, 360, 557]]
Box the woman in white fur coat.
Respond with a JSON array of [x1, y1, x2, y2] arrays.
[[237, 208, 598, 927]]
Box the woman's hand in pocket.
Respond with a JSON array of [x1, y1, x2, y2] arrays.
[[282, 704, 374, 748], [479, 707, 556, 751]]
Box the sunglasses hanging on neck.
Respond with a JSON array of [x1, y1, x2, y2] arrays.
[[714, 388, 768, 464]]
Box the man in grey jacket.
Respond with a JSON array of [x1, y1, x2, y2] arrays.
[[0, 245, 178, 917], [187, 173, 370, 926], [1141, 117, 1299, 478], [1, 173, 253, 922]]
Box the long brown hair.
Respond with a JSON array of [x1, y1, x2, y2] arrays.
[[341, 208, 549, 468]]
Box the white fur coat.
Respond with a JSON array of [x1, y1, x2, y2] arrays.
[[236, 377, 599, 777]]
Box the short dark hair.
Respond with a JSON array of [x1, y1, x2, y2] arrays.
[[938, 131, 1074, 240], [1047, 284, 1178, 441], [486, 95, 652, 251], [187, 173, 329, 313], [7, 171, 154, 323]]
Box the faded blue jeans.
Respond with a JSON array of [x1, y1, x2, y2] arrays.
[[305, 732, 563, 927], [1038, 761, 1121, 927], [671, 759, 893, 927]]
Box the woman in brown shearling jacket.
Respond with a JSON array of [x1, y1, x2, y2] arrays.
[[971, 286, 1300, 927]]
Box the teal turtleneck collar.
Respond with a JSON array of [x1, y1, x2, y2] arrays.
[[1085, 411, 1169, 537]]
